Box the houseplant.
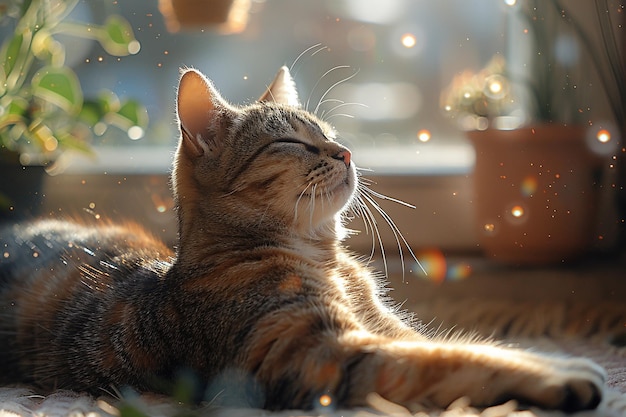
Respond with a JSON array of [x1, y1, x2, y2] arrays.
[[0, 0, 148, 220], [441, 0, 624, 264]]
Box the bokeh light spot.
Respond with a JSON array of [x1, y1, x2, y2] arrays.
[[489, 81, 502, 94], [597, 129, 611, 143], [128, 40, 141, 55], [412, 249, 472, 284], [318, 394, 333, 408], [520, 176, 538, 197], [447, 263, 472, 281], [417, 129, 431, 142], [401, 33, 417, 48], [511, 205, 525, 218], [128, 126, 144, 140]]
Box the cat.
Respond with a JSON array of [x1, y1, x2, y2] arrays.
[[0, 66, 605, 412]]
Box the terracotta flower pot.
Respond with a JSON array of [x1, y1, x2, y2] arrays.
[[467, 125, 603, 265], [158, 0, 249, 33]]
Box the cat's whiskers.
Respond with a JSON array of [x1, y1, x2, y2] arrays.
[[313, 68, 360, 116], [294, 181, 313, 223], [352, 191, 389, 277], [308, 183, 318, 228], [289, 43, 327, 77], [361, 187, 425, 281], [317, 98, 344, 120], [323, 182, 334, 208], [349, 171, 425, 281], [321, 101, 368, 122], [305, 65, 352, 113], [348, 196, 377, 265]]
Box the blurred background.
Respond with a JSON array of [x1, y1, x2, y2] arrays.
[[1, 0, 624, 278]]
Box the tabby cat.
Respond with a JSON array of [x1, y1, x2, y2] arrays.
[[0, 67, 604, 412]]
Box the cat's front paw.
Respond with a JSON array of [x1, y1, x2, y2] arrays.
[[507, 357, 605, 412], [558, 375, 603, 412]]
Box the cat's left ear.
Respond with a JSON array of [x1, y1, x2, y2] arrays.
[[258, 66, 300, 107], [177, 68, 232, 157]]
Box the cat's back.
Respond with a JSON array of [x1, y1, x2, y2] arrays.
[[0, 219, 174, 388], [1, 219, 172, 287]]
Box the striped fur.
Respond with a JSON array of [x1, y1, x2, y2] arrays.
[[0, 67, 604, 412]]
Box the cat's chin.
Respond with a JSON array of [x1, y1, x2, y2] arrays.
[[326, 171, 356, 211], [293, 186, 354, 236]]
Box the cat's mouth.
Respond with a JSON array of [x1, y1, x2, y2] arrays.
[[300, 175, 354, 203]]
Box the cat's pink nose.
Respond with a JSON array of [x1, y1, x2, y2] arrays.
[[335, 150, 351, 167]]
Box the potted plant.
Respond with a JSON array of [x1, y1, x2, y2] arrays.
[[0, 0, 148, 221], [441, 0, 624, 264]]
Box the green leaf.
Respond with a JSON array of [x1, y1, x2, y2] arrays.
[[117, 99, 148, 128], [99, 15, 140, 56], [79, 100, 105, 126], [0, 96, 29, 131], [7, 96, 29, 117], [96, 90, 121, 114], [1, 32, 26, 81], [103, 99, 148, 140], [31, 66, 83, 114]]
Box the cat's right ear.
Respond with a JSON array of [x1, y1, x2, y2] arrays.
[[177, 68, 231, 157]]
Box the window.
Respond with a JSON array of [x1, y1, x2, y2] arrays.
[[66, 0, 510, 174]]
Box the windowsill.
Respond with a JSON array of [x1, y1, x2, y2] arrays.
[[43, 142, 479, 254], [58, 143, 476, 176]]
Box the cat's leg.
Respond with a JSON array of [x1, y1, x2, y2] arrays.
[[340, 331, 605, 412], [244, 323, 604, 412]]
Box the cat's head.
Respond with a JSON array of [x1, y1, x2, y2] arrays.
[[172, 66, 357, 240]]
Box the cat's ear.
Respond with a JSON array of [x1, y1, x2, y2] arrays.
[[258, 66, 300, 107], [177, 68, 231, 157]]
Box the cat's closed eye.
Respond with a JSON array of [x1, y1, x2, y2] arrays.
[[274, 138, 320, 155]]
